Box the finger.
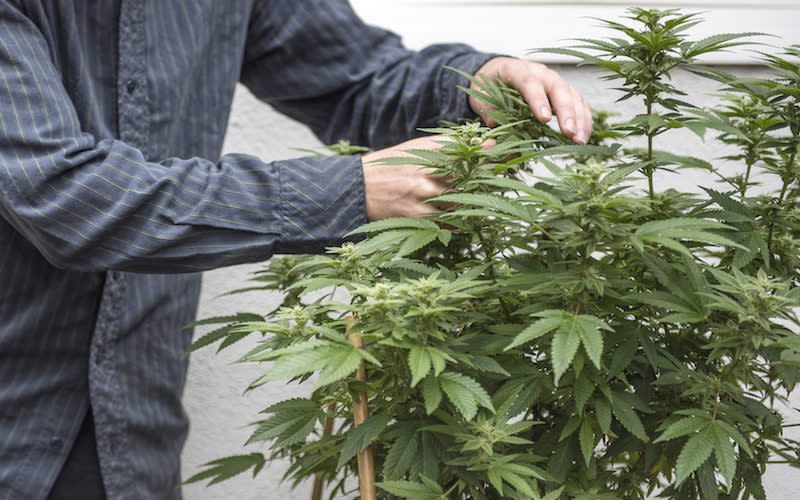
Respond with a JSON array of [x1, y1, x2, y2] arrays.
[[515, 79, 551, 124], [543, 75, 578, 139], [583, 99, 594, 141], [417, 176, 449, 201], [417, 200, 444, 216], [501, 65, 553, 124], [572, 89, 588, 145], [471, 94, 497, 127]]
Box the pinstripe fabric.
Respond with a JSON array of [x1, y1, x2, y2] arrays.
[[0, 1, 493, 498]]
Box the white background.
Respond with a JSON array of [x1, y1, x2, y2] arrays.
[[349, 0, 800, 63], [181, 2, 800, 499]]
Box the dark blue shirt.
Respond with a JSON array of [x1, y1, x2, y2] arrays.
[[0, 1, 491, 498]]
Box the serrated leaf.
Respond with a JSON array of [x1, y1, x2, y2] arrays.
[[396, 230, 439, 258], [384, 426, 420, 480], [189, 312, 264, 328], [710, 422, 737, 486], [611, 396, 648, 441], [377, 478, 443, 500], [579, 418, 595, 466], [337, 414, 391, 469], [316, 346, 362, 388], [675, 426, 715, 485], [654, 416, 709, 443], [432, 193, 532, 222], [505, 316, 562, 350], [247, 399, 323, 448], [251, 348, 330, 388], [551, 318, 582, 385], [577, 316, 606, 370], [409, 346, 432, 387], [190, 324, 241, 352], [439, 372, 494, 420], [185, 453, 266, 486], [595, 398, 612, 434], [422, 376, 443, 414]]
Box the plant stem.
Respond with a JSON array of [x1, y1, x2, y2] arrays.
[[647, 135, 655, 198], [766, 141, 796, 259], [741, 157, 754, 199], [311, 402, 337, 500], [442, 481, 460, 498]]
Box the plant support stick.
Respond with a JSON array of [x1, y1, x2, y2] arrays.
[[348, 323, 377, 500]]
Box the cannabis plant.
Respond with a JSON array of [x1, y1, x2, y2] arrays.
[[188, 9, 800, 500]]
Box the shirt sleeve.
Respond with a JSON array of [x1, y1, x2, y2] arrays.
[[241, 0, 498, 149], [0, 0, 367, 274]]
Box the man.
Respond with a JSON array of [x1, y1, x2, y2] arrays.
[[0, 1, 591, 498]]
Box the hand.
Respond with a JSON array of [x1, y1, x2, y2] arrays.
[[471, 57, 593, 145], [361, 136, 450, 221]]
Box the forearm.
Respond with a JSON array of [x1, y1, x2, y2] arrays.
[[241, 0, 496, 148], [0, 134, 366, 273]]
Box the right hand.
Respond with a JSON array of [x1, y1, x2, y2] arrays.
[[361, 135, 451, 221]]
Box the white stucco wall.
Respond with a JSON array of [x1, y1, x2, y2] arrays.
[[181, 3, 800, 498]]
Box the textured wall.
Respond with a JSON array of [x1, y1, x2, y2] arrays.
[[181, 65, 800, 499]]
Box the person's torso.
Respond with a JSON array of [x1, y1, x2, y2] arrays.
[[0, 2, 256, 498]]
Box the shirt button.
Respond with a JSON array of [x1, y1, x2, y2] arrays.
[[49, 436, 64, 451], [125, 79, 137, 94]]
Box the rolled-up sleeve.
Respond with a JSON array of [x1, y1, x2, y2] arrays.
[[241, 0, 497, 149], [0, 0, 366, 274]]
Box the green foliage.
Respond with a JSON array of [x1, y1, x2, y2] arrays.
[[189, 10, 800, 500]]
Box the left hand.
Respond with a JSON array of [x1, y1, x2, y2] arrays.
[[471, 57, 593, 145]]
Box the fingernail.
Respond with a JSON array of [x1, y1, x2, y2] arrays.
[[575, 129, 586, 144], [565, 118, 575, 134], [540, 105, 551, 121]]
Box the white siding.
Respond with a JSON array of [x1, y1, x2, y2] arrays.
[[350, 0, 799, 63]]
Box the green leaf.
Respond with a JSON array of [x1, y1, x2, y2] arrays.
[[338, 414, 391, 469], [685, 32, 764, 58], [247, 398, 323, 448], [710, 422, 737, 486], [633, 218, 743, 255], [189, 312, 264, 328], [551, 314, 609, 383], [185, 453, 266, 486], [378, 478, 443, 500], [505, 315, 562, 350], [675, 425, 715, 485], [577, 317, 606, 370], [316, 346, 362, 388], [409, 346, 432, 387], [396, 230, 439, 258], [439, 372, 494, 420], [190, 324, 242, 352], [384, 426, 421, 480], [594, 398, 612, 434], [432, 193, 533, 222], [551, 318, 582, 384], [611, 396, 648, 441], [422, 376, 443, 415], [654, 416, 709, 443], [579, 418, 595, 466], [251, 348, 330, 388], [574, 376, 595, 411]]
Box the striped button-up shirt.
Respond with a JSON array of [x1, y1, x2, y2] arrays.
[[0, 1, 491, 498]]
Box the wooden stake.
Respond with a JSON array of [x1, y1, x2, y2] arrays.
[[311, 403, 336, 500], [348, 322, 377, 500]]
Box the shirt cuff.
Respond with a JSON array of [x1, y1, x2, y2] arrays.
[[275, 154, 367, 254], [438, 51, 502, 122]]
